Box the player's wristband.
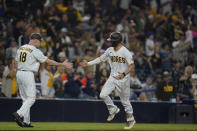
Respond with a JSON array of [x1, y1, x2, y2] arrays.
[[122, 72, 126, 77]]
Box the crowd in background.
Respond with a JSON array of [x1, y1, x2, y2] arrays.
[[1, 0, 197, 102]]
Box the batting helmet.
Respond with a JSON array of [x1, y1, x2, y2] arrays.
[[107, 32, 122, 43]]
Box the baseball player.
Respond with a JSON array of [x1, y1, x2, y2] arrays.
[[12, 33, 72, 127], [80, 32, 136, 130]]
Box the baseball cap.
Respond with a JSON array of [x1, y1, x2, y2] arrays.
[[30, 33, 42, 42]]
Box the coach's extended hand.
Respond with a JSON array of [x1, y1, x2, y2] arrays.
[[62, 60, 73, 69]]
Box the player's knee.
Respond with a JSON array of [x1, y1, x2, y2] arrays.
[[121, 99, 130, 106], [121, 101, 127, 106], [99, 93, 107, 99], [27, 97, 36, 105]]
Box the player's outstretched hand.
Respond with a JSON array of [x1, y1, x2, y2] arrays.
[[80, 60, 88, 67], [62, 60, 73, 69]]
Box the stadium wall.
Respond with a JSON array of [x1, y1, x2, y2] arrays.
[[0, 98, 195, 123]]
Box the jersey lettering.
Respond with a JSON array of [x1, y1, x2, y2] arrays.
[[19, 47, 33, 53], [110, 56, 126, 63]]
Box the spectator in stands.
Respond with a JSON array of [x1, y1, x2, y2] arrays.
[[40, 64, 55, 98], [81, 71, 97, 99], [53, 66, 66, 98], [149, 43, 162, 72], [0, 39, 6, 65], [155, 21, 168, 42], [156, 71, 176, 101], [171, 60, 184, 84], [130, 71, 142, 100], [0, 39, 5, 81], [73, 0, 85, 14], [128, 26, 141, 51], [66, 1, 82, 27], [172, 34, 192, 64], [171, 60, 184, 94], [189, 74, 197, 99], [60, 27, 72, 46], [83, 49, 95, 74], [81, 15, 95, 32], [0, 63, 4, 82], [145, 32, 155, 57], [2, 60, 17, 97], [40, 29, 54, 56], [154, 74, 162, 89], [64, 72, 82, 98], [134, 47, 149, 81], [133, 11, 145, 34], [56, 13, 70, 31], [67, 41, 78, 62], [58, 51, 67, 62], [92, 17, 103, 42], [130, 71, 142, 89], [177, 65, 193, 101], [140, 75, 156, 101], [160, 44, 172, 71], [116, 18, 130, 44], [5, 39, 18, 59], [144, 15, 155, 34]]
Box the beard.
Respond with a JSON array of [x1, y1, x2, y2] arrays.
[[111, 41, 119, 47]]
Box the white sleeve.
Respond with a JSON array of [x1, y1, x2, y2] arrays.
[[124, 48, 134, 65], [100, 48, 110, 62], [33, 49, 48, 63], [87, 57, 101, 66]]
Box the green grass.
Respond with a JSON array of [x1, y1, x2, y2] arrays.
[[0, 122, 197, 131]]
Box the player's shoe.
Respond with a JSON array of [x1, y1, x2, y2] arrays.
[[23, 123, 34, 128], [11, 112, 24, 127], [124, 120, 136, 130], [107, 108, 120, 122]]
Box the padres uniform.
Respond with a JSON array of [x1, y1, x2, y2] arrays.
[[99, 46, 134, 121], [15, 44, 47, 124]]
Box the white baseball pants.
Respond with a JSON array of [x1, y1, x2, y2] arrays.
[[100, 76, 134, 121], [16, 71, 36, 124]]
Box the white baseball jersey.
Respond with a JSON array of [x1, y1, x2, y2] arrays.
[[15, 44, 47, 72], [99, 45, 135, 118], [100, 46, 134, 77]]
